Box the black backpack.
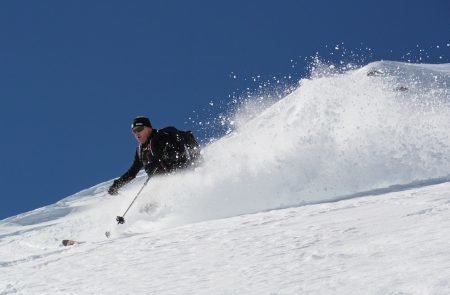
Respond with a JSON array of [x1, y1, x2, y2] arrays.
[[158, 126, 200, 165]]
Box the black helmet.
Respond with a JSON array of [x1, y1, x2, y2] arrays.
[[131, 116, 152, 129]]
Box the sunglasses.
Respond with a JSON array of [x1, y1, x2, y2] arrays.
[[132, 126, 145, 133]]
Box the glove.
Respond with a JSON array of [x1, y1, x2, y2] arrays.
[[108, 185, 119, 196], [107, 180, 120, 196]]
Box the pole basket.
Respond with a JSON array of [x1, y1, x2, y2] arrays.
[[116, 216, 125, 224]]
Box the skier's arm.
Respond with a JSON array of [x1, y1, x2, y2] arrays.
[[108, 150, 143, 195]]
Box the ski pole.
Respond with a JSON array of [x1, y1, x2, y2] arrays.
[[116, 173, 153, 224]]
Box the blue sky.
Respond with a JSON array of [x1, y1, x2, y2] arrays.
[[0, 0, 448, 219]]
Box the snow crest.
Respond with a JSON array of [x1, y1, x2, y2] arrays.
[[2, 60, 450, 241], [128, 61, 450, 230], [1, 61, 450, 294]]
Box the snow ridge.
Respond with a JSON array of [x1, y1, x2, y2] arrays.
[[130, 60, 450, 229], [1, 61, 450, 294]]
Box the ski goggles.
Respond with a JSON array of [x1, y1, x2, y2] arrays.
[[132, 126, 145, 133]]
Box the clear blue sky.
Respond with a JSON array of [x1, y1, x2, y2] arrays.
[[0, 0, 448, 219]]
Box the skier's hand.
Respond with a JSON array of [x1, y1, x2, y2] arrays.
[[108, 181, 119, 196]]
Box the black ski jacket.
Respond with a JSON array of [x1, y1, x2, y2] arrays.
[[109, 128, 198, 192]]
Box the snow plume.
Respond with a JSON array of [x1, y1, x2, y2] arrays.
[[3, 61, 450, 239], [121, 61, 450, 231], [2, 61, 450, 295]]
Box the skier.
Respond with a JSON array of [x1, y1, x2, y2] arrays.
[[107, 116, 200, 195]]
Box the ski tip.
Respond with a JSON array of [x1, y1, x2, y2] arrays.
[[62, 239, 78, 246]]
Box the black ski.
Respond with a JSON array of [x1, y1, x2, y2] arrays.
[[61, 239, 84, 246]]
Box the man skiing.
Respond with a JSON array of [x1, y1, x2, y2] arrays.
[[107, 116, 200, 195]]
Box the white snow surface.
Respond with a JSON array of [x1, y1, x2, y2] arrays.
[[1, 61, 450, 294]]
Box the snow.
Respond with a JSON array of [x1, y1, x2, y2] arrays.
[[1, 61, 450, 294]]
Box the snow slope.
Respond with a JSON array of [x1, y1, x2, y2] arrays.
[[2, 182, 450, 294], [1, 61, 450, 294]]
